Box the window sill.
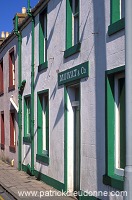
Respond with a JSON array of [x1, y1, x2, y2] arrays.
[[0, 143, 5, 150], [8, 85, 15, 92], [103, 174, 124, 190], [23, 136, 31, 144], [36, 154, 49, 165], [108, 18, 125, 36], [9, 146, 16, 153], [64, 42, 81, 58], [0, 91, 4, 96], [38, 61, 48, 72]]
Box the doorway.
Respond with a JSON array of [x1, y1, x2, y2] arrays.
[[67, 84, 80, 193]]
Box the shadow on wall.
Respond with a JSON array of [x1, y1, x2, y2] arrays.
[[22, 128, 37, 163], [47, 0, 63, 49], [93, 0, 107, 199]]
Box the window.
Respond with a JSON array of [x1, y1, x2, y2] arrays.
[[0, 59, 4, 95], [1, 112, 5, 150], [108, 0, 125, 35], [9, 111, 16, 152], [71, 0, 79, 46], [103, 66, 125, 191], [120, 0, 125, 19], [39, 8, 48, 71], [9, 48, 15, 91], [36, 90, 49, 164], [115, 74, 125, 176], [64, 0, 80, 58], [23, 96, 31, 143]]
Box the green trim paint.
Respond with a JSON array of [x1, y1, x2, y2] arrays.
[[79, 195, 100, 200], [66, 0, 72, 49], [108, 18, 125, 35], [103, 174, 124, 191], [31, 16, 35, 175], [37, 89, 49, 163], [23, 136, 31, 143], [66, 0, 80, 55], [64, 86, 68, 191], [64, 42, 81, 58], [27, 2, 35, 175], [24, 95, 31, 138], [39, 8, 48, 66], [36, 154, 49, 164], [34, 170, 65, 191], [103, 66, 125, 190], [58, 61, 89, 86], [38, 61, 48, 72], [111, 0, 120, 24]]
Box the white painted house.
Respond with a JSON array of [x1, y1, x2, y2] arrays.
[[0, 0, 126, 199]]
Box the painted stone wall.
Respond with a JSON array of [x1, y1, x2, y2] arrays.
[[0, 36, 18, 168]]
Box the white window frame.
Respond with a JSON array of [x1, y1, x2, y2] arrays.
[[11, 53, 15, 86], [26, 98, 30, 135], [42, 95, 47, 154], [114, 73, 125, 177], [120, 0, 125, 19]]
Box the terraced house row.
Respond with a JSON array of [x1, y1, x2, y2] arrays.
[[0, 0, 127, 199]]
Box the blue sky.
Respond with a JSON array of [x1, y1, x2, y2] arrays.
[[0, 0, 38, 33]]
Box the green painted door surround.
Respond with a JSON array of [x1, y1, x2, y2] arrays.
[[108, 0, 125, 35]]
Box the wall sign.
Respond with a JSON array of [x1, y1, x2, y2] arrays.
[[58, 61, 89, 85]]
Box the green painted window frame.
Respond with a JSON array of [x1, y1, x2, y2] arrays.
[[64, 0, 81, 58], [36, 89, 49, 165], [38, 7, 48, 71], [103, 65, 125, 191], [108, 0, 125, 35], [23, 95, 31, 144]]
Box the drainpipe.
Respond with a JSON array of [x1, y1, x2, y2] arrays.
[[124, 0, 132, 199], [27, 0, 35, 175], [14, 15, 22, 170]]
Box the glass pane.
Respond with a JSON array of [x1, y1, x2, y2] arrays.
[[74, 15, 79, 45], [118, 77, 125, 169], [120, 0, 125, 18], [75, 0, 79, 14], [44, 12, 47, 62]]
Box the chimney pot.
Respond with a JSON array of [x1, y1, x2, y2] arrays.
[[5, 32, 9, 38], [22, 7, 26, 14], [1, 31, 5, 38]]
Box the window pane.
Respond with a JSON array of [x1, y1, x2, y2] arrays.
[[115, 75, 125, 173], [75, 0, 79, 14], [74, 15, 79, 45], [118, 78, 125, 169], [27, 98, 31, 135], [40, 94, 48, 155], [44, 12, 47, 62], [120, 0, 125, 18]]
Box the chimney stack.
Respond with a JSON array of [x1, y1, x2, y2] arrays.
[[0, 31, 5, 45], [13, 7, 27, 28]]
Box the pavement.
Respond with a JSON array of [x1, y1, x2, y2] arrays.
[[0, 160, 75, 200]]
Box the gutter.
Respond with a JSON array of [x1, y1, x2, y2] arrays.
[[27, 0, 35, 176], [14, 15, 22, 171], [124, 0, 132, 199]]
